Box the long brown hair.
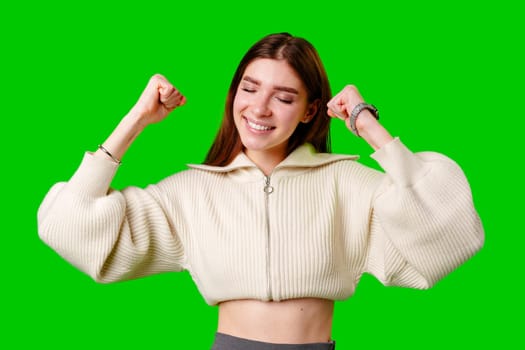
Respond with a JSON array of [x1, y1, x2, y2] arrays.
[[204, 33, 332, 166]]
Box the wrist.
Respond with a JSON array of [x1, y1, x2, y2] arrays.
[[125, 108, 149, 132], [354, 109, 378, 135], [349, 103, 379, 137], [358, 119, 394, 151], [352, 108, 393, 150], [97, 111, 145, 162]]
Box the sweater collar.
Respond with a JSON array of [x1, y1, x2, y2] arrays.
[[187, 143, 359, 174]]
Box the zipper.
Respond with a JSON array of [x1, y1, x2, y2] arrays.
[[263, 175, 274, 300]]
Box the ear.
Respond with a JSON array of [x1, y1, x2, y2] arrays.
[[301, 99, 320, 123]]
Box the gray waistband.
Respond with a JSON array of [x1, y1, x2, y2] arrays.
[[211, 332, 336, 350]]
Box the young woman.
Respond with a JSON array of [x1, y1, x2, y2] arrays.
[[38, 33, 484, 349]]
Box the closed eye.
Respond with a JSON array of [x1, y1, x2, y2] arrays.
[[277, 97, 293, 104]]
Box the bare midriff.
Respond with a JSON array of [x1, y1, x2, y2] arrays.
[[217, 298, 334, 344]]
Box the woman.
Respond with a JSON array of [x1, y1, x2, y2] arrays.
[[38, 33, 484, 349]]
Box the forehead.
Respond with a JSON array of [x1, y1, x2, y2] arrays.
[[242, 58, 305, 91]]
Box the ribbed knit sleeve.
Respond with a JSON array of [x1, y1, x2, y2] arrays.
[[365, 138, 484, 289], [37, 153, 185, 283]]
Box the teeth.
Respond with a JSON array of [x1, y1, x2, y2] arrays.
[[247, 119, 273, 131]]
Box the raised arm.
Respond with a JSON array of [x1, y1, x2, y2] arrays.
[[96, 74, 186, 163], [328, 85, 484, 288], [38, 74, 188, 283]]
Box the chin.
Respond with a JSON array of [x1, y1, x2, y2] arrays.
[[241, 139, 270, 152]]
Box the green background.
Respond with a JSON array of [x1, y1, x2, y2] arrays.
[[1, 0, 522, 348]]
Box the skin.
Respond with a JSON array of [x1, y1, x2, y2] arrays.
[[96, 60, 394, 344], [233, 59, 317, 175]]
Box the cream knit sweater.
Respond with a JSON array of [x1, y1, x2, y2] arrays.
[[38, 138, 484, 305]]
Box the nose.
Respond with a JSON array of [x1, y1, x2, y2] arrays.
[[251, 93, 272, 118]]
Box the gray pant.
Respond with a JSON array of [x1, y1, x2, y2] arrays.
[[211, 333, 336, 350]]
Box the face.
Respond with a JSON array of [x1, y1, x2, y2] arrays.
[[233, 58, 316, 164]]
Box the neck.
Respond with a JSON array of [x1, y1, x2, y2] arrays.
[[245, 149, 286, 176]]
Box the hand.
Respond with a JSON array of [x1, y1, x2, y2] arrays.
[[327, 85, 393, 150], [129, 74, 186, 128], [327, 85, 376, 134]]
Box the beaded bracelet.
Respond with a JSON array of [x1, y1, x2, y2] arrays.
[[98, 145, 122, 164]]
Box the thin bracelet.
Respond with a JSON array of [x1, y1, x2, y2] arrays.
[[98, 145, 122, 164]]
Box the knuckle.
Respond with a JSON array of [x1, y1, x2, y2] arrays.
[[151, 73, 164, 82]]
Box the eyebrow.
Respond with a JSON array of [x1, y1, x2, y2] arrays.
[[242, 76, 299, 94]]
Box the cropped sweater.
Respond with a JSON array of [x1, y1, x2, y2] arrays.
[[38, 138, 484, 305]]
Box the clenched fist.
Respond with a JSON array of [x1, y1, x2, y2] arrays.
[[129, 74, 186, 128], [327, 85, 393, 149]]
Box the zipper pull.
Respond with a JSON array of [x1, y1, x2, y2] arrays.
[[263, 176, 274, 194]]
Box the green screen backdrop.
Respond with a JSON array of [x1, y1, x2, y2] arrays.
[[1, 0, 522, 348]]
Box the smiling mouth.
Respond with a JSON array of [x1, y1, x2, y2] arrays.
[[244, 117, 276, 131]]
